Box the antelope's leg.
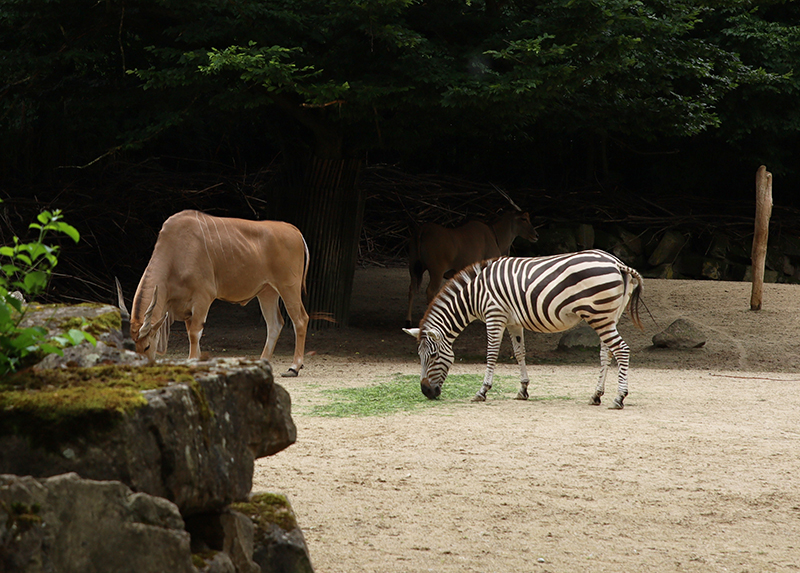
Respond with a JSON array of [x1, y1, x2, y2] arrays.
[[425, 265, 445, 303], [472, 320, 505, 402], [185, 299, 212, 360], [507, 325, 530, 400], [405, 268, 422, 328], [278, 285, 310, 377], [590, 343, 613, 405], [257, 288, 284, 361]]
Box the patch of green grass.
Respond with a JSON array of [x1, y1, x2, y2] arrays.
[[308, 374, 572, 418]]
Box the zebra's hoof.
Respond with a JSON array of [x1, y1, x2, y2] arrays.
[[609, 397, 625, 409], [471, 394, 486, 402], [589, 394, 602, 406], [515, 391, 528, 400]]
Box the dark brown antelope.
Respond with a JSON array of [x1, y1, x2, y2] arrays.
[[116, 209, 310, 377], [405, 209, 538, 328]]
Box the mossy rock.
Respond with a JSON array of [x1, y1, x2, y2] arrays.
[[20, 303, 121, 335], [232, 493, 299, 533], [0, 364, 206, 449]]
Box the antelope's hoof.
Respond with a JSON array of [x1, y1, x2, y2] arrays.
[[281, 367, 300, 378], [471, 394, 487, 403], [515, 391, 529, 401]]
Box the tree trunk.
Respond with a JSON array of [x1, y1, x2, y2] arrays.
[[284, 156, 364, 327], [750, 165, 773, 311]]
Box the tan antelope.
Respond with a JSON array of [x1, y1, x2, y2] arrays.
[[116, 209, 310, 377], [405, 209, 538, 328]]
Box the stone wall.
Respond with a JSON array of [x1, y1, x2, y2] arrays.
[[1, 345, 313, 572]]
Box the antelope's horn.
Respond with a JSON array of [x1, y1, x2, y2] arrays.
[[115, 277, 130, 320], [490, 183, 522, 212], [139, 285, 159, 338], [115, 277, 134, 345]]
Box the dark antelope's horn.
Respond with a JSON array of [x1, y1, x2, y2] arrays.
[[490, 183, 522, 212], [139, 285, 159, 338], [115, 277, 132, 339]]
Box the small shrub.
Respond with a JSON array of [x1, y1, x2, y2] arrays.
[[0, 204, 96, 376]]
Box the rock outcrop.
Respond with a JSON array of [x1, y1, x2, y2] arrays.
[[0, 310, 314, 573], [0, 359, 295, 516], [0, 472, 195, 573]]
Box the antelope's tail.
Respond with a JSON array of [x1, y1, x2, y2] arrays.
[[309, 312, 337, 324]]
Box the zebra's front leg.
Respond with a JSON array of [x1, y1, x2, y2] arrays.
[[507, 325, 530, 400], [472, 321, 505, 402], [590, 344, 613, 406]]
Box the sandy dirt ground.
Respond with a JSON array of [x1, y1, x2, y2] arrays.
[[168, 267, 800, 573]]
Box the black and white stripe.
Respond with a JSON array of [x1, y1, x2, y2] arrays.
[[404, 249, 643, 408]]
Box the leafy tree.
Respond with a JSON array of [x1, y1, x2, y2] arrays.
[[0, 0, 794, 177]]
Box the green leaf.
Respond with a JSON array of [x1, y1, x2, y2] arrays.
[[23, 271, 48, 293], [37, 343, 65, 356], [53, 222, 81, 243]]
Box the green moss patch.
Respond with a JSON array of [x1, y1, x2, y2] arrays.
[[0, 364, 205, 449], [3, 501, 43, 532], [232, 493, 298, 532], [191, 550, 219, 568], [56, 309, 121, 337]]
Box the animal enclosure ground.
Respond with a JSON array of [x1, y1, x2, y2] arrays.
[[167, 268, 800, 573]]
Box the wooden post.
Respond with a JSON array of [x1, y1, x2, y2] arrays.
[[750, 165, 773, 310]]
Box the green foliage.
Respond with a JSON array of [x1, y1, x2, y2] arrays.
[[0, 205, 95, 375], [309, 374, 571, 417], [2, 0, 800, 187]]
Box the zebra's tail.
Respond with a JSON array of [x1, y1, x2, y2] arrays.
[[623, 266, 644, 331]]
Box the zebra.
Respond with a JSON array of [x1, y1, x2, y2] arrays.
[[403, 249, 643, 409]]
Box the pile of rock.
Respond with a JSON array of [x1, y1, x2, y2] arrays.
[[0, 307, 313, 573], [527, 222, 797, 284]]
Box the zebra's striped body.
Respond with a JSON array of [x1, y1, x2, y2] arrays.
[[403, 249, 643, 408]]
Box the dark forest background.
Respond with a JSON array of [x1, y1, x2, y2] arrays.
[[2, 0, 799, 321]]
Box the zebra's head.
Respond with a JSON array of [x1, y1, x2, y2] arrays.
[[403, 326, 454, 399]]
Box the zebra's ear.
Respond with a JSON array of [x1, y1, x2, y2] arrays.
[[426, 329, 442, 342], [403, 328, 420, 339]]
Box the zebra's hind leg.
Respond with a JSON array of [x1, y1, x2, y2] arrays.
[[507, 325, 530, 400], [608, 335, 631, 410], [590, 343, 613, 406]]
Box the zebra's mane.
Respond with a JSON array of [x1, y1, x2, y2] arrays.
[[421, 258, 494, 326]]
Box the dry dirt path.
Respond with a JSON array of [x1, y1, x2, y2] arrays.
[[172, 269, 800, 573]]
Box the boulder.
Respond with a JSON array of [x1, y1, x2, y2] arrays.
[[0, 472, 194, 573], [557, 324, 600, 350], [642, 263, 677, 279], [652, 318, 706, 349], [233, 493, 315, 573], [648, 230, 687, 266], [537, 226, 578, 255], [575, 224, 595, 250], [0, 358, 296, 516]]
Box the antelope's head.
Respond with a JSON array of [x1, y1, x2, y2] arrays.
[[512, 211, 538, 243], [116, 278, 168, 362], [403, 326, 454, 399]]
